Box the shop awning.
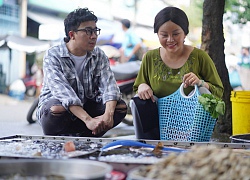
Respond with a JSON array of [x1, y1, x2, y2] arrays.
[[27, 11, 124, 44], [27, 11, 65, 41], [0, 34, 50, 53]]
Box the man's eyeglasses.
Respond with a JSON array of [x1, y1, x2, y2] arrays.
[[75, 27, 101, 36]]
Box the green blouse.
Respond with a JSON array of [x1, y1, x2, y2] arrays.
[[133, 47, 224, 98]]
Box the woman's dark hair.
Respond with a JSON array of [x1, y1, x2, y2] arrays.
[[64, 8, 98, 42], [154, 6, 189, 35]]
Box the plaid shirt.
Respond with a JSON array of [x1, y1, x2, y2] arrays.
[[37, 41, 121, 119]]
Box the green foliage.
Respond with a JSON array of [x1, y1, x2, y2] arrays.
[[198, 94, 225, 119], [225, 0, 250, 24], [186, 0, 250, 25], [183, 0, 203, 27]]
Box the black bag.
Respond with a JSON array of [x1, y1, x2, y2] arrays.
[[132, 97, 159, 133]]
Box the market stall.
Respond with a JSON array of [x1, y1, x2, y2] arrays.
[[0, 135, 249, 179]]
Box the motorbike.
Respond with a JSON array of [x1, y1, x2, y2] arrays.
[[22, 67, 43, 97], [22, 76, 38, 97], [111, 60, 141, 125], [26, 60, 141, 126]]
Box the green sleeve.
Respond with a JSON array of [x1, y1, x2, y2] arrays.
[[195, 49, 224, 98], [133, 52, 150, 93]]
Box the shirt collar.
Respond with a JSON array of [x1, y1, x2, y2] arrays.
[[59, 40, 97, 59]]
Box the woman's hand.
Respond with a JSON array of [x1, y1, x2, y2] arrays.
[[183, 72, 201, 88], [138, 83, 155, 102]]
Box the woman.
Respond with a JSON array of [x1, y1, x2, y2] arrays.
[[130, 6, 224, 140]]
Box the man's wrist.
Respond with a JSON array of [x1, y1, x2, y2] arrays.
[[105, 111, 114, 117], [81, 115, 91, 123]]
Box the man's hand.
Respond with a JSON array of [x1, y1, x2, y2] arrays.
[[69, 105, 106, 135], [69, 101, 116, 135], [84, 117, 106, 135], [93, 112, 114, 134]]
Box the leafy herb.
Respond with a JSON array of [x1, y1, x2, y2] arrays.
[[198, 94, 225, 119]]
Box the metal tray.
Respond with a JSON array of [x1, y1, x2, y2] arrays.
[[0, 135, 104, 159], [1, 134, 250, 147], [0, 134, 249, 159], [0, 159, 112, 180], [230, 133, 250, 143]]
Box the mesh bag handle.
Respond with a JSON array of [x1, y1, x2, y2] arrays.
[[158, 83, 216, 142], [179, 83, 198, 98]]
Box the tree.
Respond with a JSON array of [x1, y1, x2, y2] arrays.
[[201, 0, 232, 139]]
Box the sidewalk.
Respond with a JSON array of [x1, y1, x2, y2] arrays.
[[0, 93, 43, 137], [0, 94, 135, 139]]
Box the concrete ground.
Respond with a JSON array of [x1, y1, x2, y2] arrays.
[[0, 94, 135, 139]]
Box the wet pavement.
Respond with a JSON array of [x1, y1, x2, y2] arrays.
[[0, 94, 135, 139]]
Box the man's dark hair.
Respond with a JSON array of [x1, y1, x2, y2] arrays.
[[154, 6, 189, 35], [121, 19, 131, 29], [64, 8, 98, 42]]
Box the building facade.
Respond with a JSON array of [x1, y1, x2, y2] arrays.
[[0, 0, 20, 91]]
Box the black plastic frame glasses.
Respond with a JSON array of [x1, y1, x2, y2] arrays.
[[75, 27, 101, 36]]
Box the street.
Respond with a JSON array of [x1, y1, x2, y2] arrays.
[[0, 94, 135, 139]]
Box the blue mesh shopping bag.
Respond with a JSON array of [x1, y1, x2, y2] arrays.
[[157, 83, 216, 142]]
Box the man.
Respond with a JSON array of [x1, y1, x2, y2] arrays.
[[37, 8, 127, 137], [119, 19, 142, 63]]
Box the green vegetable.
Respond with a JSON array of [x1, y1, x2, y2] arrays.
[[198, 94, 225, 119]]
